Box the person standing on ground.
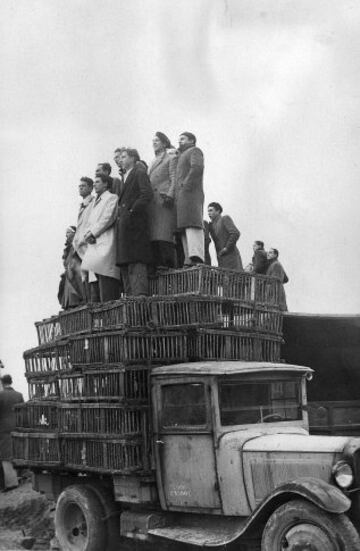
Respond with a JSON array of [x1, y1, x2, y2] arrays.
[[116, 148, 153, 295], [148, 132, 176, 269], [207, 202, 243, 271], [266, 248, 289, 311], [0, 374, 23, 492], [81, 174, 120, 302], [174, 132, 205, 266]]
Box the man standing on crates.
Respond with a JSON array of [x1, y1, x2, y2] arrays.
[[173, 132, 205, 267]]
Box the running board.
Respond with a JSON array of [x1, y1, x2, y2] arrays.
[[121, 510, 248, 547]]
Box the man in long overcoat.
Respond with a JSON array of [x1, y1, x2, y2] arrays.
[[81, 174, 120, 302], [0, 374, 23, 491], [116, 148, 153, 295], [148, 132, 176, 269], [174, 132, 204, 266], [266, 248, 289, 311], [207, 202, 243, 271]]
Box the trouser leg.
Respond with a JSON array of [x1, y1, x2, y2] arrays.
[[2, 461, 18, 489], [159, 241, 175, 268], [120, 266, 131, 295], [181, 232, 190, 266], [185, 227, 204, 263], [97, 274, 120, 302], [89, 281, 100, 303], [128, 263, 149, 296]]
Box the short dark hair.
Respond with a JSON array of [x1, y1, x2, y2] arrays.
[[270, 248, 279, 258], [100, 163, 112, 175], [208, 202, 223, 213], [95, 174, 112, 189], [2, 374, 12, 385], [180, 131, 197, 145], [124, 148, 141, 163], [114, 147, 126, 154], [255, 240, 264, 249], [80, 177, 94, 189]]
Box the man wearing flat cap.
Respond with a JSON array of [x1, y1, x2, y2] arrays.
[[173, 132, 205, 266]]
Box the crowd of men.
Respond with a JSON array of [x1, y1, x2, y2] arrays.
[[58, 131, 288, 310]]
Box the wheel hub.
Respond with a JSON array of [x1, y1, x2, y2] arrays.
[[281, 523, 340, 551]]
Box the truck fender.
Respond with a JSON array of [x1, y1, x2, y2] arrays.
[[243, 476, 351, 536]]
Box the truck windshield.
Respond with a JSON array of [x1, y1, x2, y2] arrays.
[[219, 380, 302, 425]]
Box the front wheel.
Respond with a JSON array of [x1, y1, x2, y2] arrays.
[[55, 484, 107, 551], [261, 499, 360, 551]]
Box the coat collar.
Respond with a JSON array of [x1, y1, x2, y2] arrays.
[[149, 151, 166, 175], [94, 189, 110, 205]]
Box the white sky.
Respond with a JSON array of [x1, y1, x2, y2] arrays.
[[1, 0, 360, 396]]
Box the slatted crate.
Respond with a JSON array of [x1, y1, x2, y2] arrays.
[[92, 299, 152, 331], [150, 266, 283, 309], [254, 307, 283, 335], [69, 331, 187, 365], [59, 365, 150, 403], [35, 316, 61, 345], [24, 341, 71, 375], [59, 403, 149, 436], [189, 329, 283, 362], [62, 435, 149, 474], [26, 373, 60, 401], [15, 401, 59, 431], [12, 432, 61, 467], [59, 305, 93, 337]]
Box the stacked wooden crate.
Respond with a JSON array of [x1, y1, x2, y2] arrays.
[[13, 265, 283, 475]]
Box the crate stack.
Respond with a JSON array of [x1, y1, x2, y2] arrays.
[[13, 265, 284, 475]]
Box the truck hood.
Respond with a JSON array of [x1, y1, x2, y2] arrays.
[[243, 433, 351, 453]]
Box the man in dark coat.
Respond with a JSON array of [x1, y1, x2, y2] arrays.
[[266, 248, 289, 311], [116, 148, 153, 295], [96, 161, 123, 198], [173, 132, 204, 266], [207, 202, 243, 271], [251, 241, 268, 274], [0, 374, 23, 491]]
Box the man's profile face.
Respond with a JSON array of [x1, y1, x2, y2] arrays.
[[267, 249, 277, 260], [179, 134, 192, 148], [94, 177, 107, 195], [95, 164, 104, 176], [79, 182, 92, 198], [253, 242, 261, 252], [120, 152, 133, 171], [114, 151, 122, 168], [207, 206, 219, 221]]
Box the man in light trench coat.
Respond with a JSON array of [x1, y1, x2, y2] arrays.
[[81, 174, 120, 302]]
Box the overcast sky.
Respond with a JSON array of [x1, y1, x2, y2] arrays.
[[1, 0, 360, 395]]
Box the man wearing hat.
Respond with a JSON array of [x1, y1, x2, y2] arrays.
[[173, 132, 205, 266], [0, 374, 23, 491], [148, 131, 176, 269]]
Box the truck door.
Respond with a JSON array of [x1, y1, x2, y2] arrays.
[[154, 380, 221, 512]]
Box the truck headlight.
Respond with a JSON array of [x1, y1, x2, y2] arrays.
[[333, 461, 354, 489]]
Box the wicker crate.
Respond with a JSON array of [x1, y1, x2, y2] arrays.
[[69, 331, 187, 365], [149, 266, 282, 307], [59, 305, 92, 337], [35, 316, 62, 345], [24, 341, 71, 375], [12, 431, 61, 467], [92, 299, 153, 331], [26, 373, 59, 401], [59, 366, 150, 402], [62, 435, 149, 474], [254, 307, 283, 335], [189, 329, 283, 362], [15, 402, 59, 431], [59, 403, 149, 436]]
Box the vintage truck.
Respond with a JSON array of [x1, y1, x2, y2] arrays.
[[28, 359, 360, 551], [12, 267, 360, 551]]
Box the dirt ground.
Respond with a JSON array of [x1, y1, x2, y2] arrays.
[[0, 481, 55, 551]]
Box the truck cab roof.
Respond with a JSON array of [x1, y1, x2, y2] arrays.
[[151, 361, 313, 377]]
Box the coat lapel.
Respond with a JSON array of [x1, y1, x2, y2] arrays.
[[149, 152, 166, 176]]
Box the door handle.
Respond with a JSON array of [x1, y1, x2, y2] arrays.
[[156, 440, 165, 445]]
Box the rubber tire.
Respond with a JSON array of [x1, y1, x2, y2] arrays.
[[55, 484, 107, 551], [261, 499, 360, 551]]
